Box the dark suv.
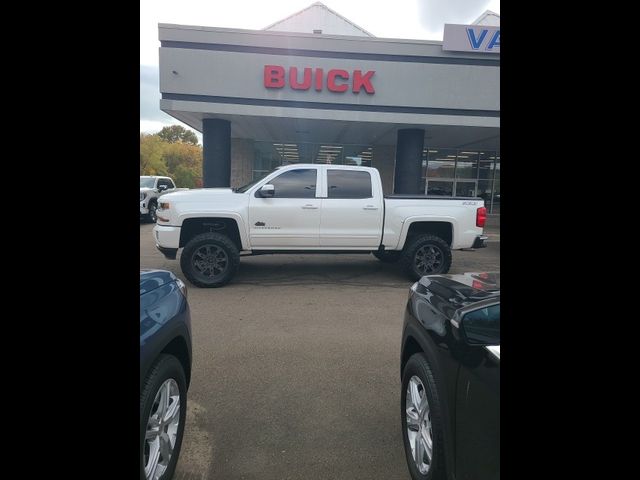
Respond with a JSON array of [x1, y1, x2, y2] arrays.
[[140, 269, 192, 480], [400, 272, 500, 480]]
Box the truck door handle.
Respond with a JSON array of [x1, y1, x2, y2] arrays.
[[302, 204, 318, 209], [363, 205, 378, 210]]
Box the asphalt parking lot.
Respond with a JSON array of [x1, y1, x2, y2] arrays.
[[140, 223, 500, 480]]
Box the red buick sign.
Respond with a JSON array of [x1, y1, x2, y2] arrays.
[[264, 65, 375, 94]]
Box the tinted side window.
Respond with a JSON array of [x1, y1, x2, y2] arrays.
[[269, 169, 317, 198], [463, 304, 500, 344], [157, 178, 171, 188], [327, 170, 372, 198]]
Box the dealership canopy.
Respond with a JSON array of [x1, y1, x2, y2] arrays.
[[158, 2, 500, 209]]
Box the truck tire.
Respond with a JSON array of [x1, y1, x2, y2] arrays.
[[180, 232, 240, 288], [373, 250, 402, 263], [147, 200, 158, 223], [400, 235, 452, 280]]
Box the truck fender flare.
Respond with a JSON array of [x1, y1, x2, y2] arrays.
[[177, 212, 250, 250], [397, 216, 458, 250]]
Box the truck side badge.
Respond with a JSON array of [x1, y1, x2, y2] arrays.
[[255, 221, 266, 227]]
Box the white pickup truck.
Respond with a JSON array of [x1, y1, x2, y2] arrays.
[[153, 164, 488, 287], [140, 176, 182, 222]]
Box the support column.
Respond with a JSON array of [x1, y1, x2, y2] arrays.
[[230, 138, 255, 188], [393, 128, 424, 194], [202, 119, 231, 188]]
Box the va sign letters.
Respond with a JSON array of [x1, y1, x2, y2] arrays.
[[443, 24, 500, 54]]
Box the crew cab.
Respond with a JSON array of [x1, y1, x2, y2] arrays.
[[400, 272, 500, 480], [140, 176, 180, 223], [152, 164, 488, 287]]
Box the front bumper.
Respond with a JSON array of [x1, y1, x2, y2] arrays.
[[472, 235, 489, 249], [156, 245, 178, 259], [140, 200, 149, 215], [153, 224, 181, 250]]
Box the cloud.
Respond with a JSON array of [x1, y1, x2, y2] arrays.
[[417, 0, 491, 34], [140, 65, 202, 142], [140, 65, 170, 123]]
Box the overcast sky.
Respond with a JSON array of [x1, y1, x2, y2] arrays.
[[140, 0, 500, 139]]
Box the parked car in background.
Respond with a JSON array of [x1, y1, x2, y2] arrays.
[[153, 164, 488, 287], [140, 176, 181, 223], [140, 269, 191, 480], [400, 272, 500, 480]]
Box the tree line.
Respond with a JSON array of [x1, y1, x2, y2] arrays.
[[140, 125, 203, 188]]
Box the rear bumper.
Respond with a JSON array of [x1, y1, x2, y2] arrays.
[[472, 235, 489, 248]]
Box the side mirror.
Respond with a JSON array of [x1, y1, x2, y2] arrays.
[[259, 184, 275, 197], [454, 302, 500, 346], [157, 184, 168, 192]]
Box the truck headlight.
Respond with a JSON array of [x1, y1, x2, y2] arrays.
[[157, 202, 171, 222], [140, 192, 147, 201]]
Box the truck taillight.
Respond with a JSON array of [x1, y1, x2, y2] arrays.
[[476, 207, 487, 228]]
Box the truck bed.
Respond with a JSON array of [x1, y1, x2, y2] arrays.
[[382, 196, 485, 250]]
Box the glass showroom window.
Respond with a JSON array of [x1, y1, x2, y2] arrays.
[[425, 148, 456, 196], [254, 142, 374, 179], [314, 144, 342, 164], [276, 143, 303, 165], [477, 179, 493, 206], [492, 154, 500, 214], [478, 151, 500, 213], [253, 142, 286, 180], [455, 150, 479, 196], [455, 151, 479, 179], [424, 148, 500, 212], [420, 150, 428, 192], [343, 145, 373, 166], [477, 151, 494, 209]]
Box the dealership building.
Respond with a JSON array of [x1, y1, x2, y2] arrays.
[[158, 2, 500, 212]]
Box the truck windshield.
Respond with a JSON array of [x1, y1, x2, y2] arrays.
[[140, 178, 155, 188]]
